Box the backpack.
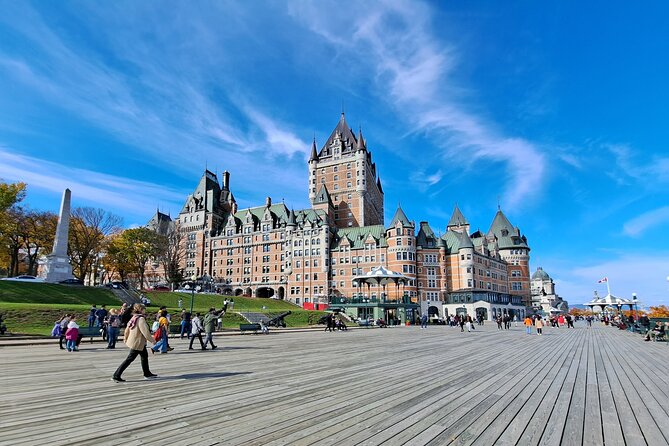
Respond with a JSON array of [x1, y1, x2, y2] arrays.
[[51, 323, 62, 338], [151, 320, 160, 333], [153, 326, 163, 342]]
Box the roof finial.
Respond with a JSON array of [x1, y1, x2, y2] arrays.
[[497, 195, 501, 210]]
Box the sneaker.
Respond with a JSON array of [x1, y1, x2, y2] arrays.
[[212, 345, 218, 350], [167, 347, 174, 351], [111, 377, 125, 383], [144, 374, 158, 379]]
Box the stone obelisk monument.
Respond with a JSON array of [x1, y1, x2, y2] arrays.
[[43, 188, 74, 283]]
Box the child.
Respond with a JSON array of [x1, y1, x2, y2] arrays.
[[65, 316, 80, 352]]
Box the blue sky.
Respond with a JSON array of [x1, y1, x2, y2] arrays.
[[1, 1, 668, 306]]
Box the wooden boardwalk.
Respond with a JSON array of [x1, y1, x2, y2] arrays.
[[1, 323, 668, 445]]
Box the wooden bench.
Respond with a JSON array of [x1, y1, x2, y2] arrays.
[[240, 323, 262, 334]]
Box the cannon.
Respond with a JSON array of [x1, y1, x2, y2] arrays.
[[267, 311, 291, 328]]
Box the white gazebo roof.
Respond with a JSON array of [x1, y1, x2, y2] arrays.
[[352, 265, 408, 287], [583, 293, 637, 307]]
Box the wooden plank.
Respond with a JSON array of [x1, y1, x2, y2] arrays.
[[1, 323, 668, 446]]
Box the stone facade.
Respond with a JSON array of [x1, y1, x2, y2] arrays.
[[167, 114, 533, 316]]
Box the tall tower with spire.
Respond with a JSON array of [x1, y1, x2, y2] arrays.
[[309, 113, 384, 228]]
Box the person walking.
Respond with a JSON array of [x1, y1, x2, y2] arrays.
[[535, 316, 544, 336], [151, 311, 172, 354], [107, 308, 121, 349], [203, 308, 223, 349], [325, 313, 334, 332], [179, 309, 192, 339], [96, 305, 108, 329], [189, 313, 206, 350], [465, 316, 472, 333], [420, 313, 428, 329], [112, 304, 158, 382], [524, 316, 533, 334], [65, 316, 80, 352]]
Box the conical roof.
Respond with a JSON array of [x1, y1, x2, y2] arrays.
[[447, 205, 469, 227], [387, 204, 412, 229]]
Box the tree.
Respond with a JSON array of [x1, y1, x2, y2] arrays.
[[0, 207, 26, 276], [68, 207, 122, 281], [112, 227, 163, 289], [0, 181, 26, 212], [156, 227, 185, 289], [104, 234, 134, 284], [648, 305, 669, 318], [23, 210, 58, 275], [568, 308, 589, 317]]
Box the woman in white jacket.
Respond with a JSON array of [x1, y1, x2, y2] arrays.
[[112, 304, 157, 382]]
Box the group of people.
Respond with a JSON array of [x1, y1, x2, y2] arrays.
[[323, 313, 348, 332], [524, 315, 546, 335], [495, 315, 517, 330]]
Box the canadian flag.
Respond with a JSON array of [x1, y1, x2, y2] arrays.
[[598, 277, 608, 283]]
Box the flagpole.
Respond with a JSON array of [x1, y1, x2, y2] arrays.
[[606, 278, 611, 296]]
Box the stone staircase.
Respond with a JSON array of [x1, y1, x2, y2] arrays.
[[110, 287, 141, 305]]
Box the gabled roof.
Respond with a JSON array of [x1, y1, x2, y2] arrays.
[[416, 221, 437, 248], [387, 204, 412, 229], [147, 211, 174, 235], [487, 209, 529, 250], [180, 170, 221, 214], [447, 205, 469, 227], [313, 184, 333, 206], [331, 225, 388, 250]]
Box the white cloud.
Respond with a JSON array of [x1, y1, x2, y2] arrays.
[[0, 3, 308, 175], [623, 206, 669, 237], [290, 0, 547, 208], [0, 146, 185, 217]]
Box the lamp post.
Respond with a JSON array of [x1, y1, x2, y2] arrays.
[[190, 274, 196, 314], [632, 293, 638, 322]]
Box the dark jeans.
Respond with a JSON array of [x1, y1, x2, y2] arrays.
[[113, 347, 152, 379], [108, 327, 119, 348], [189, 332, 205, 349]]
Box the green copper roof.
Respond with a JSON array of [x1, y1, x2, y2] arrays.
[[331, 225, 388, 250], [440, 230, 474, 253], [447, 205, 468, 227], [487, 209, 529, 250]]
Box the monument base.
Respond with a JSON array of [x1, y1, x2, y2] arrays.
[[43, 254, 74, 283]]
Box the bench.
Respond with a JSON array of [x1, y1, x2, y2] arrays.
[[78, 326, 105, 343], [240, 323, 262, 334]]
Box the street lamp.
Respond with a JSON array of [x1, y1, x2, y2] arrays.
[[632, 293, 638, 322], [190, 274, 196, 314]]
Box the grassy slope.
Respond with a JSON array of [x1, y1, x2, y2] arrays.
[[0, 284, 327, 335]]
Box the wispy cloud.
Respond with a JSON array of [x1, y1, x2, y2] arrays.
[[623, 206, 669, 237], [0, 3, 307, 177], [0, 146, 184, 217], [290, 0, 547, 208]]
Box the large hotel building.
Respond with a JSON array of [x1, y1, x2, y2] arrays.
[[163, 114, 532, 321]]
